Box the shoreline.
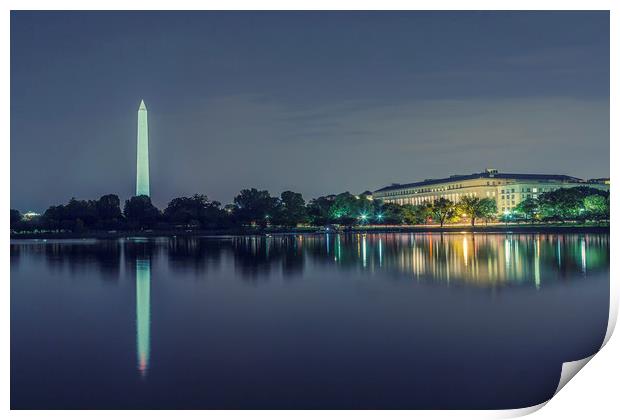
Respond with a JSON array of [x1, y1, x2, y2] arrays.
[[10, 224, 609, 240]]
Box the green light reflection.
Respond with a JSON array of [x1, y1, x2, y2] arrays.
[[136, 258, 151, 377]]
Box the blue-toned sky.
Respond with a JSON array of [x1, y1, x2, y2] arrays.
[[11, 11, 609, 211]]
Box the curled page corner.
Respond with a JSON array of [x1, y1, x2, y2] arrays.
[[554, 355, 595, 396], [493, 400, 548, 418], [602, 295, 618, 348]]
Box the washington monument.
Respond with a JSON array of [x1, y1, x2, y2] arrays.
[[136, 99, 150, 196]]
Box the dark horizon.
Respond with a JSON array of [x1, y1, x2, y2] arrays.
[[11, 11, 610, 212]]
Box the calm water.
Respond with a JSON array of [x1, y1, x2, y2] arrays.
[[11, 233, 609, 409]]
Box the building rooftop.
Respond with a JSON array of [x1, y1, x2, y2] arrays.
[[374, 170, 584, 193], [588, 177, 610, 184]]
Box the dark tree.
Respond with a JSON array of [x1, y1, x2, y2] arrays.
[[276, 191, 308, 227], [380, 202, 405, 224], [307, 196, 335, 226], [124, 195, 160, 229], [96, 194, 123, 223], [64, 198, 98, 228], [10, 209, 22, 229], [233, 188, 280, 227], [163, 194, 225, 228], [42, 205, 66, 231]]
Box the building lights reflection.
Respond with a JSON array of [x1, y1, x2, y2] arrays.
[[171, 233, 607, 289], [463, 236, 468, 267], [136, 258, 151, 377], [534, 236, 541, 290], [362, 235, 367, 268], [312, 233, 607, 288], [504, 238, 511, 271], [336, 234, 341, 262], [581, 237, 587, 273], [326, 233, 330, 255]]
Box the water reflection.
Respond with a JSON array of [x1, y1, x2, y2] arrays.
[[167, 237, 223, 274], [306, 233, 606, 287], [10, 233, 610, 409], [231, 236, 305, 279], [135, 258, 151, 377], [10, 233, 609, 289], [10, 240, 121, 280]]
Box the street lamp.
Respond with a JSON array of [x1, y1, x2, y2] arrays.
[[503, 210, 511, 227]]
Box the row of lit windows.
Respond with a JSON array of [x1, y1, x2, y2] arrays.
[[501, 193, 538, 201], [381, 183, 563, 199], [500, 187, 540, 194], [385, 191, 483, 206], [383, 183, 466, 197]]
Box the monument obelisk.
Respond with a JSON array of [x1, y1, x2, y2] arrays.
[[136, 99, 150, 196]]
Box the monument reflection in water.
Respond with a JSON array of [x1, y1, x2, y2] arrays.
[[10, 233, 609, 409], [135, 258, 150, 377]]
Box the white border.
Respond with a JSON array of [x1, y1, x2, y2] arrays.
[[3, 2, 617, 419]]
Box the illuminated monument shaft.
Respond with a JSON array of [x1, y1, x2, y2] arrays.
[[136, 100, 150, 196]]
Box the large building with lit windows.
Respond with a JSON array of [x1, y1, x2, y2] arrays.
[[373, 169, 609, 214]]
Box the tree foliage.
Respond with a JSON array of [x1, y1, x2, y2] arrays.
[[457, 196, 497, 226], [10, 209, 22, 229], [11, 186, 609, 233], [233, 188, 280, 227], [276, 191, 308, 227], [124, 195, 160, 229], [583, 195, 609, 221], [514, 197, 539, 222], [163, 194, 224, 228], [430, 198, 456, 227]]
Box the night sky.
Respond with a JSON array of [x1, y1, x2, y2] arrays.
[[11, 11, 609, 211]]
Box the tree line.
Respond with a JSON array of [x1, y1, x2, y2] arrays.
[[512, 186, 609, 223], [10, 186, 609, 233]]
